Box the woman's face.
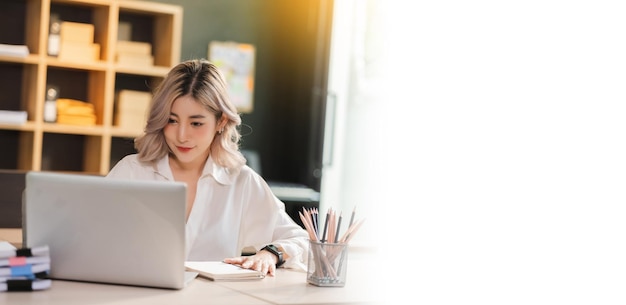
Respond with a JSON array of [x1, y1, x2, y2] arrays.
[[164, 95, 222, 167]]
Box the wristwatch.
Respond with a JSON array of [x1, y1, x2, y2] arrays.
[[261, 244, 285, 267]]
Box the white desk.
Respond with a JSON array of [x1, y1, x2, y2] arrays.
[[215, 258, 381, 305], [0, 252, 382, 305], [1, 279, 271, 305]]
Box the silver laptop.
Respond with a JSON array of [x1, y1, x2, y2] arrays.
[[23, 171, 197, 289]]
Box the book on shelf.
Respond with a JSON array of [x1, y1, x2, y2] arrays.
[[0, 110, 27, 125], [0, 44, 29, 58], [185, 261, 265, 281]]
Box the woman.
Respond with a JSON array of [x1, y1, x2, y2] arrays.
[[107, 59, 309, 276]]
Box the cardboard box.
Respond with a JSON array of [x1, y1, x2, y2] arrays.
[[116, 40, 152, 55], [117, 90, 152, 110], [60, 22, 94, 44], [58, 42, 100, 62], [115, 111, 147, 131], [115, 90, 152, 130]]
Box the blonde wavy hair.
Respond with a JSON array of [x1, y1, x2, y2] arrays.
[[134, 59, 246, 170]]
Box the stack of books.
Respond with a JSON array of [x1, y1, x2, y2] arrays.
[[0, 245, 51, 292], [56, 98, 96, 126]]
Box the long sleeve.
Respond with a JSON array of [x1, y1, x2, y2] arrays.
[[186, 165, 309, 271], [238, 171, 309, 271]]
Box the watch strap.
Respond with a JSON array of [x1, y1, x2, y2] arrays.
[[261, 244, 285, 267]]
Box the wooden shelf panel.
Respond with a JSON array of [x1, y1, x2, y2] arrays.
[[0, 55, 40, 65], [52, 0, 111, 6], [118, 0, 184, 16], [0, 122, 37, 132], [42, 123, 104, 135], [115, 65, 170, 77], [46, 58, 108, 71]]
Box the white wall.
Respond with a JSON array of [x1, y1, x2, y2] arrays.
[[320, 0, 388, 248], [324, 0, 626, 304]]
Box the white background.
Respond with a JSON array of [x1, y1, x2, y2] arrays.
[[323, 1, 626, 304]]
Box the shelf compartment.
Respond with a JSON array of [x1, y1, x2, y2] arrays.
[[109, 136, 137, 171], [0, 62, 39, 123], [49, 0, 111, 63], [0, 62, 28, 112], [0, 0, 43, 55], [0, 129, 34, 171], [41, 132, 102, 173], [0, 1, 28, 46], [46, 67, 106, 126], [114, 72, 161, 92], [118, 2, 182, 69]]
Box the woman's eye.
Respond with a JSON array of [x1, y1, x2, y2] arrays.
[[168, 118, 177, 124], [191, 122, 204, 127]]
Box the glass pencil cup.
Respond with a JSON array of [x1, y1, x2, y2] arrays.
[[307, 240, 349, 287]]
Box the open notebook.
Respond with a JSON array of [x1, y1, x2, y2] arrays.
[[23, 171, 198, 289], [185, 261, 264, 281]]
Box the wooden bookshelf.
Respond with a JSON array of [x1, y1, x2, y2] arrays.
[[0, 0, 182, 175]]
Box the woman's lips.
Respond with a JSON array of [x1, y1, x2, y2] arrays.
[[177, 146, 192, 153]]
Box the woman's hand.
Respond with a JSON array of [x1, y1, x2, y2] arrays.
[[223, 250, 278, 276]]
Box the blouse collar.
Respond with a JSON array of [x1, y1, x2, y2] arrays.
[[154, 154, 236, 185]]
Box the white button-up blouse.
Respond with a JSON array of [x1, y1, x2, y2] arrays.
[[106, 154, 309, 271]]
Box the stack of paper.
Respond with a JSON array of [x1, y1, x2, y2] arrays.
[[0, 245, 51, 292], [0, 44, 29, 58], [56, 98, 96, 125]]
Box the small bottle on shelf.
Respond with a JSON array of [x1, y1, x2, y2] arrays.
[[44, 85, 59, 123], [48, 14, 61, 57]]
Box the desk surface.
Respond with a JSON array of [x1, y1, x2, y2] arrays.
[[0, 254, 382, 305]]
